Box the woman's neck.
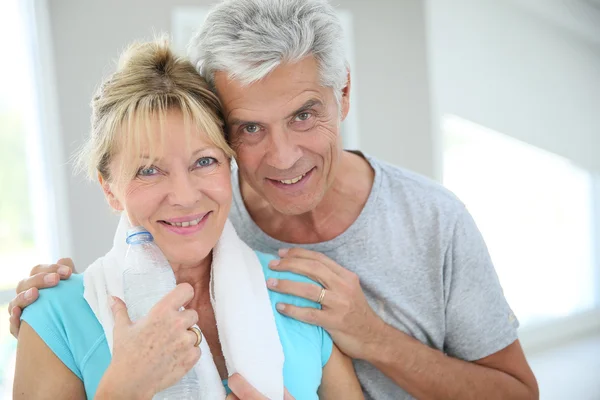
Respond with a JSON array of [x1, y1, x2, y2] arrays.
[[171, 252, 212, 306]]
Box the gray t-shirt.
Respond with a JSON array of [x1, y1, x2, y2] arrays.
[[230, 154, 519, 400]]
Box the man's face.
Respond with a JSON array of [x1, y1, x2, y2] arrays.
[[214, 56, 350, 215]]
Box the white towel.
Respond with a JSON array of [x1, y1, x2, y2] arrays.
[[83, 213, 285, 399]]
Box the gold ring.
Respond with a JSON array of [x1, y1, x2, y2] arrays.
[[317, 288, 326, 305], [189, 326, 203, 347]]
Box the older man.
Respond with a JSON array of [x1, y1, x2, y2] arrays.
[[9, 0, 538, 399]]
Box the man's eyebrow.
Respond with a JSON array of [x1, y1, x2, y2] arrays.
[[227, 99, 323, 127], [285, 99, 323, 119], [227, 117, 257, 127]]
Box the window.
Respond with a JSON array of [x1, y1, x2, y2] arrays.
[[443, 115, 596, 327], [0, 0, 70, 393]]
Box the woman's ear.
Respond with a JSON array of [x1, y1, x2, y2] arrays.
[[98, 172, 123, 211]]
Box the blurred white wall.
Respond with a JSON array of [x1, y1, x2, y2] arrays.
[[426, 0, 600, 176], [46, 0, 433, 267]]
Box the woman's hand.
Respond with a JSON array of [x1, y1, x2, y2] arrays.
[[96, 283, 202, 399]]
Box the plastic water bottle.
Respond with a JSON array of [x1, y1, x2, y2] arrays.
[[123, 226, 201, 399]]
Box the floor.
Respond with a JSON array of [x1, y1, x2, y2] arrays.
[[527, 334, 600, 400]]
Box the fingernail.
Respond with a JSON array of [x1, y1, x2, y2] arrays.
[[276, 303, 285, 311], [278, 248, 289, 257], [267, 278, 278, 287], [269, 259, 280, 268], [24, 288, 34, 300], [57, 266, 70, 276], [109, 296, 115, 306], [44, 273, 58, 285]]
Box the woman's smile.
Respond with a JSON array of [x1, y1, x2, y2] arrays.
[[158, 212, 212, 236]]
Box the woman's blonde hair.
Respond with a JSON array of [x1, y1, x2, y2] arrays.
[[76, 37, 234, 184]]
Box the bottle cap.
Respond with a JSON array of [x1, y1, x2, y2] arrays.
[[126, 226, 154, 244]]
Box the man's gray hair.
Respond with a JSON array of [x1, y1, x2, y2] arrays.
[[188, 0, 348, 104]]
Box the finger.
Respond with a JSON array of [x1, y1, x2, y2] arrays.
[[9, 306, 22, 338], [267, 279, 331, 306], [9, 287, 39, 312], [29, 261, 72, 277], [275, 303, 328, 327], [188, 345, 202, 365], [268, 257, 341, 289], [16, 268, 68, 293], [110, 296, 131, 327], [279, 248, 348, 277], [181, 345, 202, 374], [179, 308, 199, 330], [56, 257, 75, 269], [158, 283, 195, 312], [228, 373, 267, 400], [226, 394, 240, 400]]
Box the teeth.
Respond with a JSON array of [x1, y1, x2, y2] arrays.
[[165, 217, 202, 227], [279, 172, 307, 185]]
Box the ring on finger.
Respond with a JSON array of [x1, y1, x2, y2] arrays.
[[188, 326, 203, 347], [317, 288, 326, 305]]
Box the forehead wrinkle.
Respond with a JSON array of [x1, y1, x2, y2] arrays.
[[226, 89, 324, 126]]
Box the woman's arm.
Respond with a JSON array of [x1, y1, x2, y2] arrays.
[[318, 344, 364, 400], [13, 322, 86, 400]]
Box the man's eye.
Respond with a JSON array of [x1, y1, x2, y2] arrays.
[[195, 157, 216, 168], [243, 124, 260, 134], [137, 166, 157, 176], [295, 112, 312, 122]]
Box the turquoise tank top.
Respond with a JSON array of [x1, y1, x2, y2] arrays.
[[21, 251, 332, 399]]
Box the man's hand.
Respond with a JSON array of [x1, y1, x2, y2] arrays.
[[225, 374, 294, 400], [8, 258, 74, 338], [267, 248, 387, 360]]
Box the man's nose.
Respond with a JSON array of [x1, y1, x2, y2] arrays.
[[264, 128, 302, 171]]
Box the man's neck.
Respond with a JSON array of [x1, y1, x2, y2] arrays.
[[240, 151, 374, 244]]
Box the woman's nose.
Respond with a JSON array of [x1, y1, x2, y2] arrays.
[[167, 172, 201, 207]]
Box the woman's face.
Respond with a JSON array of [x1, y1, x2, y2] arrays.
[[103, 110, 232, 267]]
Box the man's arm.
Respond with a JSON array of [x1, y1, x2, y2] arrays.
[[365, 324, 538, 400], [269, 248, 539, 400]]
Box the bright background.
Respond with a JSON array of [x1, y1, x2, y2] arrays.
[[1, 0, 599, 398]]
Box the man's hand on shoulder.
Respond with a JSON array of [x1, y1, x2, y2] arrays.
[[8, 258, 74, 338]]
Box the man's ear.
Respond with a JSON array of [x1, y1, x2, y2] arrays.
[[98, 172, 123, 211], [340, 68, 351, 122]]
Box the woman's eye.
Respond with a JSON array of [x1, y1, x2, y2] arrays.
[[195, 157, 217, 168], [243, 124, 260, 134], [295, 112, 312, 122], [137, 166, 157, 176]]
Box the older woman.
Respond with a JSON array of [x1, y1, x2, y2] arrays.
[[12, 39, 363, 400]]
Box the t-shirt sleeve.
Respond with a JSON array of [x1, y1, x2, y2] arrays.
[[256, 251, 334, 367], [320, 326, 334, 366], [443, 206, 519, 361], [20, 281, 82, 380]]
